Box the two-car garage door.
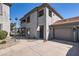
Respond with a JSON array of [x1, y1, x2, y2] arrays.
[[54, 28, 74, 41]]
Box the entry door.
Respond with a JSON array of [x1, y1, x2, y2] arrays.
[[40, 25, 44, 39]]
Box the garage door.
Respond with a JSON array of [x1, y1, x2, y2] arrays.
[[54, 28, 74, 41]]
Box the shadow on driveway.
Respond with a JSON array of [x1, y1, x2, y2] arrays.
[[10, 36, 43, 42], [50, 39, 79, 56], [49, 39, 74, 45], [66, 43, 79, 56], [11, 36, 26, 40]]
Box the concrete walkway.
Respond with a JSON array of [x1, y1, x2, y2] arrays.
[[0, 39, 79, 56]]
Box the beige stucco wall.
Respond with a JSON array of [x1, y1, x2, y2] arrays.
[[45, 7, 62, 40], [21, 8, 46, 38], [29, 11, 37, 38], [0, 4, 10, 36], [37, 8, 46, 39], [21, 11, 38, 38], [21, 6, 62, 40]]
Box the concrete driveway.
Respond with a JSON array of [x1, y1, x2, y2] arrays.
[[0, 39, 79, 56]]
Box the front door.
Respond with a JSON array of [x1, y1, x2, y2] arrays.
[[40, 25, 44, 39]]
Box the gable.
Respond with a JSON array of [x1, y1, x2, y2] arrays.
[[20, 3, 63, 20]]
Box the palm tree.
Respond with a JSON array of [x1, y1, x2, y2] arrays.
[[15, 17, 18, 33], [14, 17, 18, 41], [15, 17, 18, 28], [15, 17, 18, 21]]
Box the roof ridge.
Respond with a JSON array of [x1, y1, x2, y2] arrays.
[[64, 16, 79, 20], [54, 16, 79, 25]]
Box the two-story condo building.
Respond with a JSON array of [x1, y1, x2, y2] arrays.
[[20, 3, 79, 42], [0, 3, 11, 36], [20, 3, 63, 40]]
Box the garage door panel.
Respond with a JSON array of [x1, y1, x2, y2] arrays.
[[55, 28, 73, 41]]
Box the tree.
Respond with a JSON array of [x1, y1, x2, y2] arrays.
[[10, 23, 16, 31], [10, 17, 18, 31], [15, 17, 18, 21]]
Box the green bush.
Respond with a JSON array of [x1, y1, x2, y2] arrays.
[[0, 30, 8, 40], [0, 41, 6, 44]]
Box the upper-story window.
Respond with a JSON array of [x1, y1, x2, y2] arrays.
[[27, 16, 30, 23], [0, 4, 3, 15], [21, 19, 26, 23], [49, 10, 52, 17], [38, 9, 44, 17]]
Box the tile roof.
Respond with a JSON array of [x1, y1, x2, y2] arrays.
[[54, 16, 79, 25]]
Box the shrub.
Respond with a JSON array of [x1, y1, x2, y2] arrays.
[[0, 41, 6, 44], [0, 30, 8, 40]]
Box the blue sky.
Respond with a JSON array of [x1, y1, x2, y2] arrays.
[[10, 3, 79, 27]]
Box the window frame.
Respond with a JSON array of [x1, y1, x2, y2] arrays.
[[38, 9, 44, 17], [21, 19, 26, 23], [49, 9, 52, 17], [27, 16, 30, 23]]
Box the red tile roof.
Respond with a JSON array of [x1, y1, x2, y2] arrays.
[[54, 16, 79, 25]]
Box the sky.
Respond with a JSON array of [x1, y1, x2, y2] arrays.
[[10, 3, 79, 27]]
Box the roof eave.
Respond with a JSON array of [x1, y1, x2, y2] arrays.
[[4, 3, 12, 7], [20, 3, 63, 20]]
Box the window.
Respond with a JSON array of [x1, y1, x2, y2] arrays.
[[0, 4, 3, 15], [21, 19, 26, 23], [27, 16, 30, 23], [49, 10, 52, 17], [38, 9, 44, 17]]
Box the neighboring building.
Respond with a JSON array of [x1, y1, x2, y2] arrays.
[[0, 3, 11, 36], [20, 3, 63, 40]]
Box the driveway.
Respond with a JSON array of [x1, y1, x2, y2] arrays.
[[0, 39, 79, 56]]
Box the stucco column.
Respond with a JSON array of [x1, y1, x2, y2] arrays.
[[44, 7, 48, 41], [73, 26, 77, 42]]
